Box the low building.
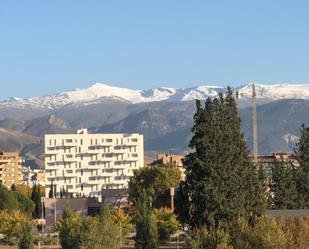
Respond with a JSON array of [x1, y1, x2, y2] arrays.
[[44, 197, 101, 230], [22, 167, 46, 186], [151, 153, 186, 180], [156, 153, 184, 167], [0, 152, 22, 188], [101, 188, 129, 208], [257, 152, 298, 179]]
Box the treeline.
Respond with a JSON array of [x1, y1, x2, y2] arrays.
[[0, 183, 43, 219], [269, 124, 309, 209], [177, 88, 309, 249], [128, 88, 309, 249]]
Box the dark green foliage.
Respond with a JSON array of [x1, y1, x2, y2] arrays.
[[270, 161, 299, 209], [257, 165, 272, 209], [184, 88, 266, 228], [59, 208, 82, 249], [134, 190, 158, 249], [18, 223, 33, 249], [59, 206, 121, 249], [174, 181, 190, 224], [13, 191, 35, 216], [129, 165, 181, 209], [295, 124, 309, 208], [0, 185, 34, 216], [31, 184, 42, 219], [0, 184, 19, 210]]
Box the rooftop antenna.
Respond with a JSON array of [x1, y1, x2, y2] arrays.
[[252, 83, 258, 163]]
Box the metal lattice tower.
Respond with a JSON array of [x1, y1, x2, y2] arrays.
[[252, 83, 258, 163]]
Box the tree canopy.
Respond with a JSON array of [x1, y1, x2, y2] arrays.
[[184, 88, 265, 228]]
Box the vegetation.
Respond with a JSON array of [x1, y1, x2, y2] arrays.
[[112, 208, 133, 238], [188, 215, 309, 249], [153, 208, 180, 241], [184, 89, 265, 228], [31, 184, 42, 219], [134, 190, 158, 249], [0, 210, 29, 243], [58, 205, 121, 249], [0, 184, 35, 216], [129, 164, 181, 209], [270, 161, 299, 209], [18, 222, 34, 249], [295, 124, 309, 208]]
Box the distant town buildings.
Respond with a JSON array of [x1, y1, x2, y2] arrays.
[[257, 152, 298, 179], [0, 152, 22, 188], [22, 166, 46, 186], [151, 152, 186, 180], [44, 129, 144, 200], [156, 153, 184, 167]]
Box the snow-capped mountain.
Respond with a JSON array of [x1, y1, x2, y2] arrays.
[[2, 82, 309, 110]]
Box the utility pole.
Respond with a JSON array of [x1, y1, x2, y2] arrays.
[[252, 83, 258, 163]]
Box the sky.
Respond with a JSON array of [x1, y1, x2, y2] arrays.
[[1, 0, 309, 100]]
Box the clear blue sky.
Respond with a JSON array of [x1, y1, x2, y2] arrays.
[[1, 0, 309, 100]]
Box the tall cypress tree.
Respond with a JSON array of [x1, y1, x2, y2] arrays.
[[49, 181, 54, 198], [31, 184, 42, 219], [184, 87, 265, 228], [295, 124, 309, 208]]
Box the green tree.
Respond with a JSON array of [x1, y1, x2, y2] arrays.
[[18, 222, 33, 249], [295, 124, 309, 208], [0, 210, 28, 243], [0, 184, 19, 211], [31, 184, 42, 219], [184, 89, 265, 228], [95, 204, 121, 249], [0, 184, 35, 216], [271, 161, 299, 209], [129, 165, 181, 209], [153, 208, 180, 241], [58, 206, 121, 249], [134, 190, 158, 249], [13, 191, 35, 216], [59, 208, 82, 249]]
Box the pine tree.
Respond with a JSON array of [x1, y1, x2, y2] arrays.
[[295, 124, 309, 208], [271, 161, 299, 209], [184, 88, 265, 228]]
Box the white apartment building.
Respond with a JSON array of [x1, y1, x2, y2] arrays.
[[45, 129, 144, 200]]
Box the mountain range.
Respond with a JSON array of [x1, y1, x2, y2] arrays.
[[1, 82, 309, 168], [3, 82, 309, 110]]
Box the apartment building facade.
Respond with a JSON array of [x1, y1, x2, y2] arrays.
[[45, 129, 144, 200], [0, 152, 23, 188]]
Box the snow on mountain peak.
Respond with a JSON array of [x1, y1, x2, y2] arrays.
[[2, 82, 309, 110]]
